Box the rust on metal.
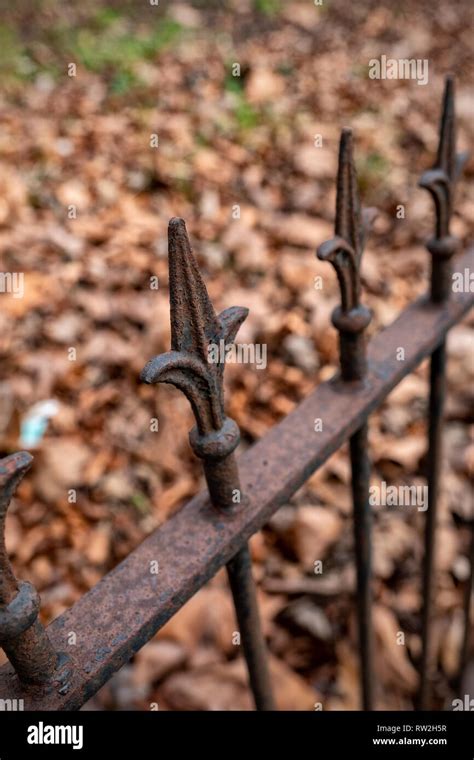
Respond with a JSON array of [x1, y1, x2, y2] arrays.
[[317, 128, 374, 382], [1, 247, 469, 711], [317, 128, 375, 710], [0, 70, 468, 717], [0, 452, 69, 686], [141, 217, 248, 511], [226, 546, 276, 710], [419, 75, 468, 302], [418, 76, 470, 710], [419, 340, 447, 711], [141, 218, 275, 710]]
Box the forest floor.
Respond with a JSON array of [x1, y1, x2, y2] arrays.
[[0, 0, 472, 710]]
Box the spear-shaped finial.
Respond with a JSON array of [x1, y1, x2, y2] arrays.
[[0, 451, 33, 605], [142, 218, 247, 437], [318, 128, 366, 313], [418, 76, 470, 710], [419, 75, 467, 239], [419, 75, 469, 301], [317, 129, 374, 381], [316, 129, 376, 708], [141, 218, 248, 508], [0, 452, 64, 685], [141, 220, 275, 710]]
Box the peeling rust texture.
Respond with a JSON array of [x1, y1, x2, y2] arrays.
[[0, 248, 472, 709]]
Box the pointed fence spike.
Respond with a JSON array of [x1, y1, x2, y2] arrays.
[[141, 218, 275, 710], [316, 129, 375, 710], [317, 129, 373, 380], [419, 74, 468, 252], [142, 218, 248, 435], [0, 453, 69, 686], [168, 217, 221, 358], [418, 75, 470, 711]]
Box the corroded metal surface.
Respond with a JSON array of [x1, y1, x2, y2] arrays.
[[317, 128, 374, 382], [141, 218, 248, 513], [317, 128, 375, 709], [418, 75, 470, 710], [226, 547, 275, 710], [0, 78, 471, 710], [141, 218, 274, 709], [0, 250, 471, 710], [141, 218, 248, 438], [0, 452, 68, 686], [419, 75, 468, 302]]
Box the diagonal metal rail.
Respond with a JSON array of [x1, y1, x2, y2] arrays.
[[0, 246, 471, 710]]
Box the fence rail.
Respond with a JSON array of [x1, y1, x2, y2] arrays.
[[0, 76, 472, 711]]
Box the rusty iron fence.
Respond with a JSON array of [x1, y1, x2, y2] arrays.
[[0, 76, 472, 711]]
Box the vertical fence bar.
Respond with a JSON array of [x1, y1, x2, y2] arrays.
[[419, 341, 446, 708], [349, 422, 373, 708], [227, 546, 275, 709], [418, 75, 469, 709], [458, 526, 474, 690], [317, 128, 375, 710], [141, 217, 275, 710]]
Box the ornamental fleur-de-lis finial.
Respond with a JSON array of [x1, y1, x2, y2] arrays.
[[0, 451, 33, 605], [316, 129, 374, 381], [140, 220, 275, 711], [141, 218, 248, 437], [0, 452, 65, 685], [317, 128, 374, 314], [419, 75, 468, 240]]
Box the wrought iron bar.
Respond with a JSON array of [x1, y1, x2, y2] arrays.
[[227, 546, 276, 709], [317, 128, 375, 710], [418, 75, 469, 710], [458, 525, 474, 692], [141, 217, 275, 710], [0, 252, 472, 710], [0, 452, 69, 687]]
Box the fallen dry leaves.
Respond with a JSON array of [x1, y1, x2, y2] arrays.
[[0, 0, 472, 710]]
